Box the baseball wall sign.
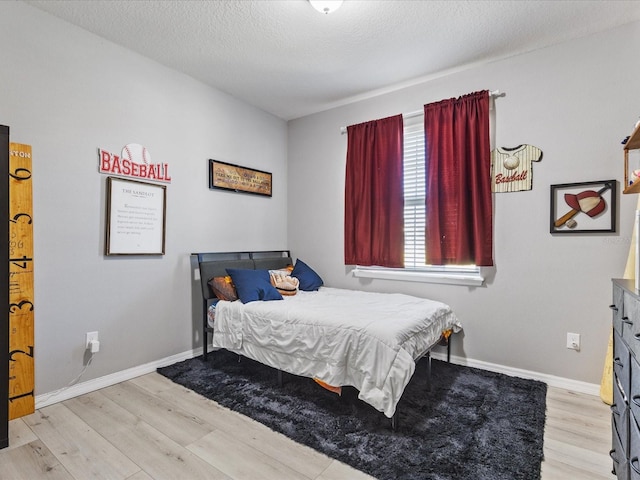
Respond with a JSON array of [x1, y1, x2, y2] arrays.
[[98, 144, 171, 183], [121, 143, 151, 165]]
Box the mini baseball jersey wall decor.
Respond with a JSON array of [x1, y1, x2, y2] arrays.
[[491, 144, 543, 193]]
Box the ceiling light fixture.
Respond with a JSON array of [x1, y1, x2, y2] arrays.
[[309, 0, 343, 15]]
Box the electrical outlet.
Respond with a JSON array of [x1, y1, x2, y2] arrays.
[[566, 332, 580, 351], [86, 331, 99, 349]]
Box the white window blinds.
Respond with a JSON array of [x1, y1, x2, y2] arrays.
[[403, 120, 426, 269]]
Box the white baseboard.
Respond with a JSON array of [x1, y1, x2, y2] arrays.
[[35, 348, 203, 409], [34, 347, 600, 410], [431, 352, 601, 396]]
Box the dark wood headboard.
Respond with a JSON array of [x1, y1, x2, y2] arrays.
[[192, 250, 293, 302], [190, 250, 293, 359]]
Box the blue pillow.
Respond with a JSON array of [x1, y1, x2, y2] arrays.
[[225, 268, 283, 303], [291, 259, 323, 291]]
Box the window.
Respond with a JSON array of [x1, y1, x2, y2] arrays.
[[352, 114, 484, 286], [403, 118, 426, 269]]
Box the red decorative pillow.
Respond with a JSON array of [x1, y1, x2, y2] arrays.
[[208, 276, 238, 301]]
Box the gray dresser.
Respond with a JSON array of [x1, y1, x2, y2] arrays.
[[611, 279, 640, 480]]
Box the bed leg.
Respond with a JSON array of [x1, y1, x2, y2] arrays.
[[202, 325, 208, 361], [426, 351, 432, 391], [391, 412, 398, 431], [202, 300, 208, 361], [277, 370, 283, 387]]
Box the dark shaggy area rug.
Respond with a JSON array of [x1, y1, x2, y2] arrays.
[[158, 350, 547, 480]]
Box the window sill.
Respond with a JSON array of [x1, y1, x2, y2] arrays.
[[352, 266, 485, 287]]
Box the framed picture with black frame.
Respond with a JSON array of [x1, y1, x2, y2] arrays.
[[209, 159, 272, 197], [550, 179, 616, 234]]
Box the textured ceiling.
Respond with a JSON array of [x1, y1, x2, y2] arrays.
[[23, 0, 640, 120]]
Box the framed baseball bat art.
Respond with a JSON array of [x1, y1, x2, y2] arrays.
[[550, 180, 616, 234]]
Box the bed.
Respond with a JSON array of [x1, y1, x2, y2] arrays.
[[193, 250, 462, 427]]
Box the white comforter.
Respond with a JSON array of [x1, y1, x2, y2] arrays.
[[211, 286, 462, 417]]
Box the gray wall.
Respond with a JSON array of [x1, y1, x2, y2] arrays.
[[3, 1, 639, 398], [288, 21, 640, 385], [0, 2, 288, 395]]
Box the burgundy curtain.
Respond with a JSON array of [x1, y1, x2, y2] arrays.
[[344, 114, 404, 267], [424, 90, 493, 266]]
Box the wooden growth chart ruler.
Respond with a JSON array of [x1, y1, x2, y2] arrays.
[[8, 143, 35, 419]]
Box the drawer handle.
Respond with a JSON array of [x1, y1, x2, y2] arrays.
[[632, 457, 640, 475], [622, 316, 633, 325], [633, 395, 640, 408], [614, 357, 624, 368], [610, 449, 620, 465], [610, 304, 619, 312], [611, 404, 621, 416], [635, 333, 640, 342]]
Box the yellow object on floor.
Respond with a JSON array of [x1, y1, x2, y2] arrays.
[[599, 328, 613, 405]]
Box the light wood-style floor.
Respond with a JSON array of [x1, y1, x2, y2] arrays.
[[0, 372, 614, 480]]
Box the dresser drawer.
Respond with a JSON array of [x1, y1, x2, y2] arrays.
[[614, 284, 625, 335], [631, 418, 640, 480], [629, 324, 640, 359], [632, 457, 640, 480], [613, 420, 631, 480], [613, 379, 630, 447], [624, 292, 640, 351], [632, 355, 640, 421], [616, 329, 632, 394]]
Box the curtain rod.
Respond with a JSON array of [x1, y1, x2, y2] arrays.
[[340, 89, 504, 134]]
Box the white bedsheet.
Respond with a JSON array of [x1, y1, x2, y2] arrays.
[[211, 286, 462, 417]]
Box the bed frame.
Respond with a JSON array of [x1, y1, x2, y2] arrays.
[[191, 249, 451, 430], [193, 250, 294, 361]]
